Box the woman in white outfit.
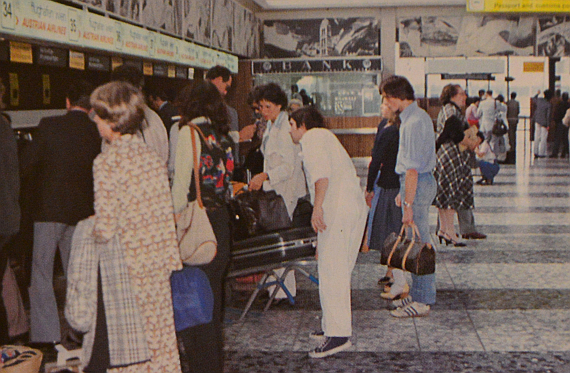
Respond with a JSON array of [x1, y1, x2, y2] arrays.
[[248, 83, 307, 302], [289, 106, 367, 359]]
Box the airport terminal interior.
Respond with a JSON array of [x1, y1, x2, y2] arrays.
[[2, 0, 570, 371]]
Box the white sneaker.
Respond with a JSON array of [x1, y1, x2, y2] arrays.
[[390, 301, 430, 318], [387, 295, 412, 311]]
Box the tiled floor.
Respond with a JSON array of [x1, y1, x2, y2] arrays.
[[224, 155, 570, 372]]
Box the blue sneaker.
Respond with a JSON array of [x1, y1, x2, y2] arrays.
[[309, 337, 351, 358]]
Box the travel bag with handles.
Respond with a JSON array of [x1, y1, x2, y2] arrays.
[[230, 187, 292, 240], [176, 123, 217, 266], [381, 223, 436, 275]]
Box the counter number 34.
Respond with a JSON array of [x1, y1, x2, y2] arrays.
[[2, 0, 16, 30]]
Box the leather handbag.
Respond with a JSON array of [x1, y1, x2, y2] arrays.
[[380, 223, 436, 275], [170, 266, 214, 332], [230, 188, 292, 239], [177, 124, 217, 266]]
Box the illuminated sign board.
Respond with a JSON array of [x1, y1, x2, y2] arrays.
[[467, 0, 570, 12]]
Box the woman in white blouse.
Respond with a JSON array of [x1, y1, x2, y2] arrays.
[[249, 82, 307, 302]]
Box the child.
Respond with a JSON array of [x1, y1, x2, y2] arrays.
[[475, 132, 500, 185]]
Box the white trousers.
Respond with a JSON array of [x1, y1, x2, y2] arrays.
[[534, 125, 548, 157], [317, 208, 367, 337]]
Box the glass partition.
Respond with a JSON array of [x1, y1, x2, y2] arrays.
[[253, 72, 382, 117]]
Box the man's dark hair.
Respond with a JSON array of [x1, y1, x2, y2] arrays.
[[496, 94, 505, 103], [290, 105, 325, 130], [511, 92, 517, 99], [478, 89, 485, 98], [258, 83, 288, 109], [543, 89, 553, 100], [555, 89, 561, 97], [476, 131, 485, 142], [206, 65, 232, 82], [562, 92, 569, 102], [380, 76, 415, 101], [111, 65, 144, 89], [67, 80, 94, 109], [486, 90, 493, 96]]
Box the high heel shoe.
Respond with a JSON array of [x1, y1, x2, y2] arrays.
[[381, 283, 410, 300], [437, 231, 466, 247]]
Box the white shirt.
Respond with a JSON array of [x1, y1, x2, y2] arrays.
[[476, 140, 496, 163], [477, 98, 498, 133], [140, 106, 169, 165], [261, 111, 307, 217], [299, 128, 365, 220]]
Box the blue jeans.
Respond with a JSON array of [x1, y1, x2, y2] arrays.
[[478, 160, 499, 181], [400, 172, 437, 305]]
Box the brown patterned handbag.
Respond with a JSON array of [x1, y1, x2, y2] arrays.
[[380, 223, 436, 275]]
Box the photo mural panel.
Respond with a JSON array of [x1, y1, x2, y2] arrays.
[[399, 15, 534, 58], [183, 0, 211, 45], [78, 0, 141, 22], [141, 0, 182, 34], [233, 3, 260, 57], [537, 16, 570, 57], [263, 18, 379, 58], [211, 0, 234, 51]]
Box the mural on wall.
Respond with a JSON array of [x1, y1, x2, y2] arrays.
[[263, 18, 379, 58], [537, 16, 570, 57], [141, 0, 182, 34], [80, 0, 141, 22], [211, 0, 234, 51], [399, 15, 534, 58], [182, 0, 211, 45], [234, 4, 261, 57]]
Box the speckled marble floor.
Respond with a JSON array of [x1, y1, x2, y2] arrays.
[[224, 151, 570, 372]]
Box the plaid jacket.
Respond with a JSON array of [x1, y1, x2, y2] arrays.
[[433, 142, 474, 210], [66, 217, 150, 367]]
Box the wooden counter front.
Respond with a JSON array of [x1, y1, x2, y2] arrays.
[[324, 116, 380, 158]]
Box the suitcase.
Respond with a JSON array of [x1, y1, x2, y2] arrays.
[[229, 226, 317, 277]]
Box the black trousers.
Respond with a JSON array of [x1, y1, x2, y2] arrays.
[[177, 206, 231, 373]]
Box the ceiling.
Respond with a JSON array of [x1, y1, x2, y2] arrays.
[[252, 0, 466, 10]]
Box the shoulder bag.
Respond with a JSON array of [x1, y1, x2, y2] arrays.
[[177, 124, 217, 266], [492, 101, 508, 137], [380, 223, 436, 275]]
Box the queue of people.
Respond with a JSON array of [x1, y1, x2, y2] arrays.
[[4, 66, 555, 367]]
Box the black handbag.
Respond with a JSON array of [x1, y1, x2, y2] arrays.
[[381, 224, 436, 275], [231, 189, 292, 239], [492, 101, 508, 137], [492, 119, 508, 136]]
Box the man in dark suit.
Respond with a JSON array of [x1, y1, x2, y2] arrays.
[[0, 78, 20, 345], [147, 87, 179, 137], [22, 80, 101, 345]]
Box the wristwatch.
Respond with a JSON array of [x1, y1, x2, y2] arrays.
[[403, 201, 413, 208]]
